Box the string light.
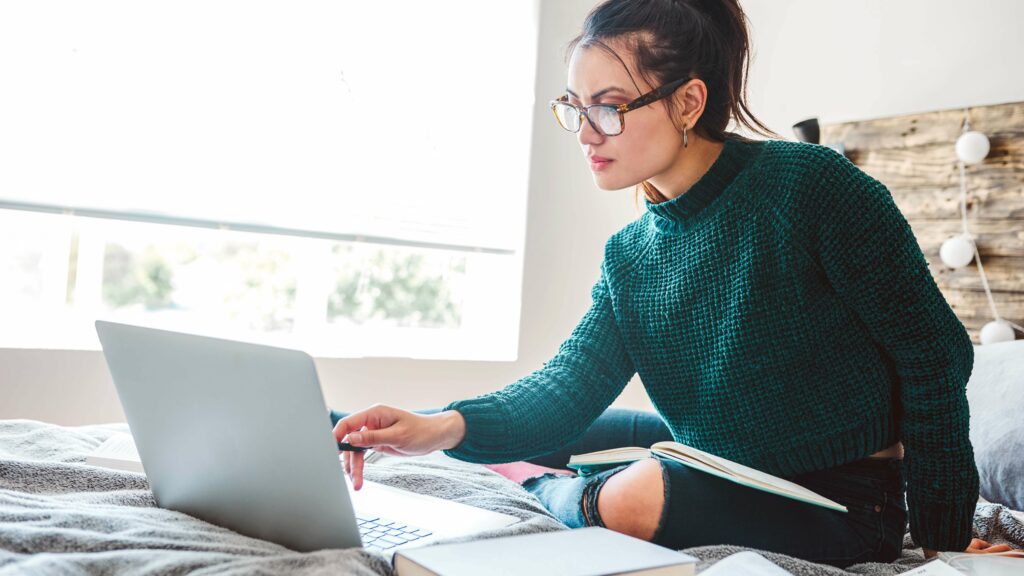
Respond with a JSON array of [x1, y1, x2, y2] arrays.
[[939, 110, 1023, 344]]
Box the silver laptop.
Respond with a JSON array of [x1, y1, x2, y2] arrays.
[[94, 320, 519, 555]]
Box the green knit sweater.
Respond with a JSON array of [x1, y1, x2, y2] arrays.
[[441, 135, 979, 551]]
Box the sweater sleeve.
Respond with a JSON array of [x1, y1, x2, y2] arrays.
[[808, 147, 979, 552], [440, 261, 637, 464]]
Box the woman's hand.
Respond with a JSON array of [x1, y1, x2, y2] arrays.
[[923, 538, 1024, 559], [332, 403, 466, 491]]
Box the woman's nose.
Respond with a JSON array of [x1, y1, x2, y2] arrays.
[[577, 115, 604, 147]]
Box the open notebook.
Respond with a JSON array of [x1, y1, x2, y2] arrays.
[[567, 441, 848, 513]]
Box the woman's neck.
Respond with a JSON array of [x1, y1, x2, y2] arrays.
[[645, 136, 726, 202]]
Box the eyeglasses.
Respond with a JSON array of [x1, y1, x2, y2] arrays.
[[550, 77, 690, 136]]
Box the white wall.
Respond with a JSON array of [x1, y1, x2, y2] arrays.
[[742, 0, 1024, 136], [4, 0, 1023, 425]]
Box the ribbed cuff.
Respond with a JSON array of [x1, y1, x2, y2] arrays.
[[439, 397, 513, 464], [907, 494, 977, 551], [755, 409, 896, 478]]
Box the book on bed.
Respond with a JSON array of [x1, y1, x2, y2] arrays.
[[393, 526, 698, 575], [567, 441, 848, 513], [85, 433, 144, 474]]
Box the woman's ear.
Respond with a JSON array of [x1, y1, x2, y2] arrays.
[[673, 78, 708, 129]]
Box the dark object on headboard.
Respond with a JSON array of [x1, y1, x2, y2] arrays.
[[792, 118, 820, 144]]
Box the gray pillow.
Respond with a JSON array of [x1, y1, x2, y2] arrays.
[[965, 339, 1024, 511]]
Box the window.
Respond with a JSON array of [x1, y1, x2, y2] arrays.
[[0, 1, 539, 359], [0, 208, 524, 360]]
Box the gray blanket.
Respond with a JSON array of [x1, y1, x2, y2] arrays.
[[1, 420, 1021, 575]]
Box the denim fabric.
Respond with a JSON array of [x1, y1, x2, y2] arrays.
[[328, 405, 906, 568], [650, 454, 907, 567], [520, 447, 906, 568], [517, 463, 636, 529]]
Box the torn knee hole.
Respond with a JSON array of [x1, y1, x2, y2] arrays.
[[581, 491, 592, 525], [581, 476, 609, 528]]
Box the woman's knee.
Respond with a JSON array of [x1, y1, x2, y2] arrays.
[[593, 457, 668, 541]]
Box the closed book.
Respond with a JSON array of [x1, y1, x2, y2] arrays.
[[567, 441, 848, 514], [85, 432, 144, 474], [393, 526, 697, 576]]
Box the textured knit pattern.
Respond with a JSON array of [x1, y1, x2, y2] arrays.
[[442, 135, 980, 552]]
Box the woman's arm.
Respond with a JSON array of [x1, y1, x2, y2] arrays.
[[440, 261, 637, 464], [808, 147, 979, 552]]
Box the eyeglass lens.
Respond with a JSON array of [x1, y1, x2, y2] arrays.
[[553, 102, 622, 136]]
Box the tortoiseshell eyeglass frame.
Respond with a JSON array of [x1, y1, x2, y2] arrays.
[[550, 76, 691, 136]]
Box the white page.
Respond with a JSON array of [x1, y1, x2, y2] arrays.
[[697, 551, 794, 576], [651, 441, 846, 512], [92, 433, 139, 459], [892, 559, 964, 576], [85, 433, 143, 473]]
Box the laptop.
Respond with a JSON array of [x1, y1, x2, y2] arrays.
[[94, 320, 520, 556]]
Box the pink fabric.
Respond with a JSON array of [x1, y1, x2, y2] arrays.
[[483, 462, 576, 484]]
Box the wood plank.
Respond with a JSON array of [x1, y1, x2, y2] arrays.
[[927, 254, 1024, 292], [943, 289, 1024, 317], [944, 288, 1024, 341], [887, 186, 1024, 220], [848, 140, 1024, 190], [909, 218, 1024, 258], [820, 101, 1024, 151]]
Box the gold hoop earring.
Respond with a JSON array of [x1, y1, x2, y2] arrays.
[[683, 125, 689, 148]]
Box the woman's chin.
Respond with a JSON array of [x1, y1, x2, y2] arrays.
[[591, 173, 625, 191]]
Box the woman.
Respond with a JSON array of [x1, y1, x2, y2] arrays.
[[332, 0, 1017, 567]]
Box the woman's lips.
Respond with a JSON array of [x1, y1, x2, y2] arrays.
[[589, 157, 612, 171]]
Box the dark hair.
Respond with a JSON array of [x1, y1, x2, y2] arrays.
[[565, 0, 780, 204]]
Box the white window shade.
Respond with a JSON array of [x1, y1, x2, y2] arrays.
[[0, 1, 539, 253]]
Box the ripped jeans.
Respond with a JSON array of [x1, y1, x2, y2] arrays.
[[329, 406, 907, 568]]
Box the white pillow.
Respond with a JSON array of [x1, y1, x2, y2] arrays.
[[965, 339, 1024, 511]]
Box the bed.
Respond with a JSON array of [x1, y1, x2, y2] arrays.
[[1, 418, 1022, 575]]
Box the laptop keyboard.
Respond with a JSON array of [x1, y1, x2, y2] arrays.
[[356, 513, 432, 551]]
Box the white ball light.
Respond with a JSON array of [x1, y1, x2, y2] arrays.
[[980, 320, 1016, 345], [956, 131, 990, 164], [940, 234, 975, 268]]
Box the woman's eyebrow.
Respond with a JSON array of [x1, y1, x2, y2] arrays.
[[566, 86, 628, 99]]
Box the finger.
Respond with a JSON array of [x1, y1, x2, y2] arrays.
[[353, 448, 365, 490], [333, 405, 393, 443], [966, 544, 1012, 554], [351, 425, 367, 489], [985, 544, 1012, 553], [347, 424, 399, 448], [343, 449, 350, 476], [333, 411, 370, 442]]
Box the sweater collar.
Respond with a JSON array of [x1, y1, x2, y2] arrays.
[[643, 137, 761, 229]]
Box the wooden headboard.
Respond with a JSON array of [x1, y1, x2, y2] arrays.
[[820, 101, 1023, 344]]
